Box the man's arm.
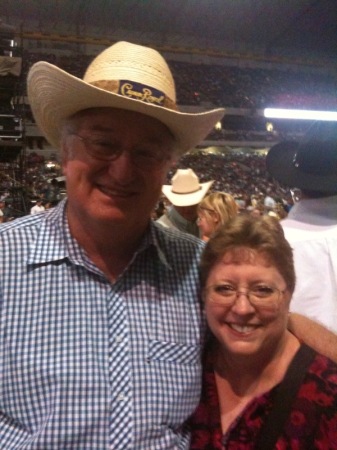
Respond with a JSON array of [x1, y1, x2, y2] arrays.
[[288, 313, 337, 363]]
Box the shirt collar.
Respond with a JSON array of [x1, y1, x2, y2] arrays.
[[27, 199, 171, 270], [27, 199, 71, 265], [288, 194, 337, 225], [148, 221, 172, 269], [167, 206, 199, 236]]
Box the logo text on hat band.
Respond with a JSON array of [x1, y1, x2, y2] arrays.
[[90, 80, 177, 110], [120, 81, 164, 105]]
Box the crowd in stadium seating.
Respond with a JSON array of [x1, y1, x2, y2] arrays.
[[169, 61, 337, 110], [0, 150, 291, 222], [20, 50, 337, 112], [165, 151, 291, 215], [176, 151, 292, 221], [6, 49, 332, 146], [0, 151, 65, 219], [2, 48, 335, 219]]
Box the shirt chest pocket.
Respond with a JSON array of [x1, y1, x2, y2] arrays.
[[148, 339, 201, 365], [146, 339, 202, 427]]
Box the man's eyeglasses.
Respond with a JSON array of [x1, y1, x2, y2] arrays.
[[204, 283, 286, 311], [71, 133, 173, 169]]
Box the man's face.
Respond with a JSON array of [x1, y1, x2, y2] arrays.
[[62, 108, 175, 231], [174, 204, 199, 222]]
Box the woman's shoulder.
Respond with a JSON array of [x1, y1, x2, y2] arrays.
[[284, 351, 337, 447], [307, 351, 337, 390], [297, 349, 337, 407]]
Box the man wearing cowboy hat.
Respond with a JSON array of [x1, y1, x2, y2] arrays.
[[157, 168, 213, 237], [266, 121, 337, 333], [0, 41, 335, 450], [0, 40, 225, 450]]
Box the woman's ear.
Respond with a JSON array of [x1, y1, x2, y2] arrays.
[[284, 290, 293, 308], [213, 212, 220, 224]]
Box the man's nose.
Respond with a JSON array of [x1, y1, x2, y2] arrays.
[[107, 150, 137, 183]]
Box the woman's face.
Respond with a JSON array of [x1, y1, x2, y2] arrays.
[[204, 248, 291, 361], [197, 210, 217, 239]]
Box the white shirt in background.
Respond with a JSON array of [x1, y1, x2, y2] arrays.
[[30, 204, 45, 215], [281, 195, 337, 333]]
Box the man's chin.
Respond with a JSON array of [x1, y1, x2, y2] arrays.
[[95, 207, 129, 223]]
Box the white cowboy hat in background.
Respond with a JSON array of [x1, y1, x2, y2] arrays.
[[27, 41, 225, 154], [162, 168, 213, 206]]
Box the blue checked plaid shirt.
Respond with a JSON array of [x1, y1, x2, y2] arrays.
[[0, 199, 206, 449]]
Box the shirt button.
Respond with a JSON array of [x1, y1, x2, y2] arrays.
[[115, 336, 122, 343], [117, 394, 125, 401]]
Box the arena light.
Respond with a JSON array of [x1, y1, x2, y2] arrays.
[[264, 108, 337, 121], [215, 120, 222, 131]]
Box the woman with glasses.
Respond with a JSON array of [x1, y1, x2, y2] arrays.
[[189, 214, 337, 449], [197, 192, 238, 242]]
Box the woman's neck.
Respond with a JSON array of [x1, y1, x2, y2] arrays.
[[213, 331, 300, 433], [214, 331, 300, 397]]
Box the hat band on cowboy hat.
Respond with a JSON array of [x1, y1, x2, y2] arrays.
[[90, 79, 177, 110], [27, 41, 225, 155], [162, 168, 213, 207], [172, 186, 202, 195]]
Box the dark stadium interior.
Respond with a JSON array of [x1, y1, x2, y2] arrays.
[[0, 0, 336, 217], [2, 0, 337, 57]]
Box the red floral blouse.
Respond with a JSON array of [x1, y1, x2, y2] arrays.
[[189, 344, 337, 449]]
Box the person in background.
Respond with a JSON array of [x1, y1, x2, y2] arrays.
[[0, 200, 4, 223], [266, 121, 337, 333], [249, 207, 263, 218], [30, 198, 45, 214], [189, 215, 337, 449], [43, 201, 53, 210], [0, 40, 225, 449], [1, 199, 15, 222], [263, 189, 276, 213], [151, 198, 166, 220], [157, 168, 213, 237], [197, 191, 238, 241]]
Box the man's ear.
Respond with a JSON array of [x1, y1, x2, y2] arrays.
[[61, 144, 70, 173]]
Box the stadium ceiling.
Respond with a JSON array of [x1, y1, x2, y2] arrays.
[[1, 0, 337, 61]]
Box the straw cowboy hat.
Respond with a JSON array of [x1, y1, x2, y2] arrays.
[[266, 121, 337, 193], [27, 41, 225, 154], [162, 168, 213, 206]]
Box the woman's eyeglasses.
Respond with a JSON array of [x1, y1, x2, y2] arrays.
[[204, 283, 286, 311]]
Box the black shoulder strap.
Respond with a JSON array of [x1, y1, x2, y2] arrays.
[[255, 344, 316, 450]]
